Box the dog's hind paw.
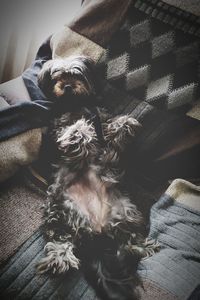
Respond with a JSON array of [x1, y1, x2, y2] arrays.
[[37, 241, 80, 274], [126, 238, 160, 259], [141, 238, 160, 260]]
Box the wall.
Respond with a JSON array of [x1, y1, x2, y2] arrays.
[[0, 0, 81, 82]]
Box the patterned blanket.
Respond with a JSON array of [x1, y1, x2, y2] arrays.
[[99, 0, 200, 116]]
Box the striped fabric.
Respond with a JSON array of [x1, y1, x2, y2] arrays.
[[0, 231, 97, 300], [138, 194, 200, 300]]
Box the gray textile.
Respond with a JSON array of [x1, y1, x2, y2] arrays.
[[0, 230, 97, 300], [138, 194, 200, 300], [163, 0, 200, 16], [0, 174, 45, 264], [1, 193, 199, 299], [99, 0, 200, 118]]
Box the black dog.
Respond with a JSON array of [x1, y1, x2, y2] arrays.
[[37, 55, 159, 300]]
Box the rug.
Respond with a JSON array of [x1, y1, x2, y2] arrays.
[[0, 172, 45, 264]]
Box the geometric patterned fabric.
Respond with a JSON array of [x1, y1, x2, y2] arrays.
[[97, 0, 200, 118]]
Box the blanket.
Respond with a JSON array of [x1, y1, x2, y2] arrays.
[[0, 37, 51, 143], [0, 179, 199, 300]]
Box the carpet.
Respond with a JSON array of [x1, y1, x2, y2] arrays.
[[0, 172, 45, 264]]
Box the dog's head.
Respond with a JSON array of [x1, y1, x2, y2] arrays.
[[38, 56, 95, 100]]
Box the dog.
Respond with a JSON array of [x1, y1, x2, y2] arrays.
[[37, 56, 159, 300]]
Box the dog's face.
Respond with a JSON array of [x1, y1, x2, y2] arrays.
[[38, 56, 95, 100]]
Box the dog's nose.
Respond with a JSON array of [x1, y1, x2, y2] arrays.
[[64, 85, 72, 94]]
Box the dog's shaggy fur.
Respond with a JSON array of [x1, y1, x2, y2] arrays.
[[38, 56, 95, 99], [37, 56, 159, 300]]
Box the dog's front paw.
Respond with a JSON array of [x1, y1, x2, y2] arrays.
[[37, 241, 80, 274], [57, 118, 97, 161], [104, 115, 141, 148]]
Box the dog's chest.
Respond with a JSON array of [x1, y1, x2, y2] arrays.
[[65, 168, 110, 232]]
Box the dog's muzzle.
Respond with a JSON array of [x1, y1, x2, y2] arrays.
[[64, 85, 73, 95]]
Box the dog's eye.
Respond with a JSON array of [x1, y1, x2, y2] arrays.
[[51, 69, 59, 75], [51, 69, 63, 77], [51, 78, 57, 85], [75, 67, 82, 73]]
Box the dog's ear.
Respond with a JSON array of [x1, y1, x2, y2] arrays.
[[75, 56, 97, 95], [79, 56, 103, 96], [76, 56, 95, 70], [38, 60, 55, 97]]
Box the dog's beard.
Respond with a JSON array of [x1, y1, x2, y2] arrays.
[[52, 74, 91, 98], [51, 94, 95, 115]]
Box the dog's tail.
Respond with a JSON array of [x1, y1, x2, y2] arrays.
[[82, 237, 142, 300]]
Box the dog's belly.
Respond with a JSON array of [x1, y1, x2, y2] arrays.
[[65, 169, 110, 232]]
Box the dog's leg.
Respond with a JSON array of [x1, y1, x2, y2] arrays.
[[37, 239, 80, 274], [112, 195, 160, 259], [120, 200, 160, 259], [125, 237, 160, 259], [43, 199, 69, 241]]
